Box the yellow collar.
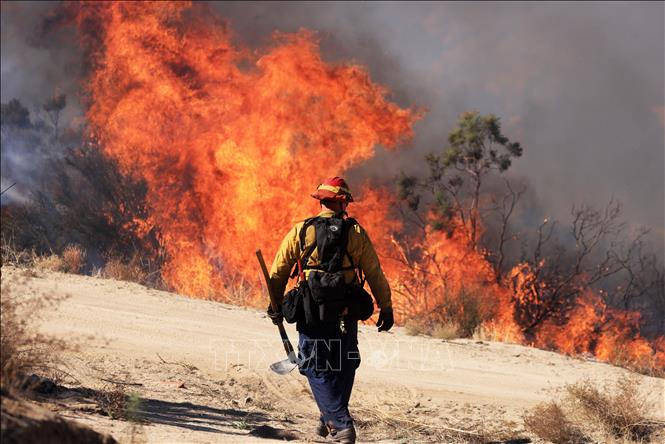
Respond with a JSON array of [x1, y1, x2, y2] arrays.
[[316, 209, 349, 218]]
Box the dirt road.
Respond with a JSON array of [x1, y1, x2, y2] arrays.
[[5, 267, 664, 443]]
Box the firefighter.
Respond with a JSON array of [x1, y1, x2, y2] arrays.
[[267, 176, 393, 444]]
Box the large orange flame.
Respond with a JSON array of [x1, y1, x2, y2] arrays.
[[80, 2, 418, 299], [68, 2, 662, 369]]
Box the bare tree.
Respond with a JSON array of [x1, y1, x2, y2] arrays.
[[43, 94, 67, 139], [510, 199, 663, 338], [487, 179, 526, 283], [606, 231, 665, 337]]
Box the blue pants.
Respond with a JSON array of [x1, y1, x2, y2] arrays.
[[297, 320, 360, 430]]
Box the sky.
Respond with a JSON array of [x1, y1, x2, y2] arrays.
[[2, 1, 664, 244]]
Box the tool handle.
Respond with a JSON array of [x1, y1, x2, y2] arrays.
[[256, 249, 295, 356], [256, 249, 279, 312]]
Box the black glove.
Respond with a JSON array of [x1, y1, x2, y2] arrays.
[[376, 307, 394, 332], [267, 303, 283, 325]]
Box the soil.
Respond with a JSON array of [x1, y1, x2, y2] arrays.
[[3, 266, 664, 443]]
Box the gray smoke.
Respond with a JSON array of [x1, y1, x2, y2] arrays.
[[2, 1, 663, 252], [215, 2, 664, 246], [1, 1, 84, 203], [1, 2, 83, 119]]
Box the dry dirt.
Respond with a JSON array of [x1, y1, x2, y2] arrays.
[[3, 266, 664, 443]]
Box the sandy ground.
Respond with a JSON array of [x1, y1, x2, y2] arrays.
[[3, 266, 664, 443]]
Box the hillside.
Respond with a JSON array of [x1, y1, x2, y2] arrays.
[[4, 266, 664, 443]]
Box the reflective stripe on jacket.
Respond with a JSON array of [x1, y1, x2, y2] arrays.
[[268, 209, 392, 310]]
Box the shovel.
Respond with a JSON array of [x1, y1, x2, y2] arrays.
[[256, 249, 299, 375]]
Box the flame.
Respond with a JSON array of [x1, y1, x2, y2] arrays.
[[76, 2, 418, 300], [65, 2, 662, 369], [510, 264, 664, 368]]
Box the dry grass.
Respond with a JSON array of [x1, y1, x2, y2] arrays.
[[102, 255, 147, 284], [4, 229, 164, 290], [61, 244, 86, 273], [1, 234, 37, 267], [93, 383, 144, 444], [404, 318, 429, 336], [33, 245, 86, 274], [453, 289, 486, 337], [403, 288, 488, 340], [354, 405, 485, 443], [404, 318, 461, 340], [605, 346, 665, 379], [2, 235, 87, 275], [353, 402, 523, 443], [225, 277, 256, 306], [0, 277, 69, 391], [34, 254, 66, 273], [430, 321, 461, 340], [94, 384, 143, 421], [524, 375, 664, 443], [523, 401, 587, 443], [564, 375, 662, 441], [99, 251, 166, 290], [472, 324, 512, 342], [96, 386, 129, 420]]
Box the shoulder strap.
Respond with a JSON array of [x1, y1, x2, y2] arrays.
[[298, 217, 317, 251], [341, 217, 355, 269], [288, 218, 317, 280], [289, 217, 319, 279], [300, 217, 318, 263], [343, 218, 366, 285]]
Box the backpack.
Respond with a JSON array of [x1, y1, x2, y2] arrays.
[[281, 215, 373, 326]]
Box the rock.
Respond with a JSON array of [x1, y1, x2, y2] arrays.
[[21, 374, 56, 395]]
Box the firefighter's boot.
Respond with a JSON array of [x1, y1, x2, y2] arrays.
[[315, 417, 328, 437], [330, 426, 356, 444]]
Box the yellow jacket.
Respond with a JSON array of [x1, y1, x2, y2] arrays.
[[269, 209, 392, 310]]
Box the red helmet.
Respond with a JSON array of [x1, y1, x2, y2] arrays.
[[311, 176, 354, 202]]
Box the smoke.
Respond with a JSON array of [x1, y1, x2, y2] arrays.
[[2, 1, 663, 250], [212, 1, 665, 247], [1, 2, 83, 119], [1, 2, 83, 204]]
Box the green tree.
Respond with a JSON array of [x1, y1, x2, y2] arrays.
[[400, 111, 523, 251]]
